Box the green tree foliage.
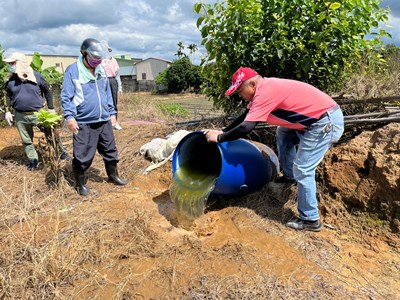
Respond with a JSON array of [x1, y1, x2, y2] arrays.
[[175, 41, 187, 59], [175, 41, 199, 64], [0, 45, 10, 100], [155, 68, 168, 86], [188, 43, 199, 63], [194, 0, 390, 114], [30, 52, 63, 85], [156, 57, 202, 93], [0, 45, 11, 119], [188, 43, 199, 54]]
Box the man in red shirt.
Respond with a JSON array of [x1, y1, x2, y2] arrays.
[[205, 67, 344, 232]]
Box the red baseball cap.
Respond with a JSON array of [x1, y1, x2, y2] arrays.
[[225, 67, 259, 96]]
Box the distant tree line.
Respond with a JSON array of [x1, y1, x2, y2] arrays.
[[156, 42, 203, 93]]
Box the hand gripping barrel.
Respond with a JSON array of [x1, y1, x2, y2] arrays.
[[172, 131, 279, 196]]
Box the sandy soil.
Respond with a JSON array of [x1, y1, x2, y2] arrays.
[[0, 118, 399, 299]]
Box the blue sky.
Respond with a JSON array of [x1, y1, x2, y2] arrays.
[[381, 0, 400, 45], [1, 0, 399, 65]]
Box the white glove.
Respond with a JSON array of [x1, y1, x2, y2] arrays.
[[5, 112, 14, 126], [48, 109, 56, 113]]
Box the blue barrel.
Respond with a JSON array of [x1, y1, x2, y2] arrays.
[[171, 131, 279, 196]]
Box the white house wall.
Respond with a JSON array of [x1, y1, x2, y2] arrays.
[[136, 59, 170, 81]]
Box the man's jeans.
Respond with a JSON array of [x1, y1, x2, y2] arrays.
[[276, 108, 344, 220]]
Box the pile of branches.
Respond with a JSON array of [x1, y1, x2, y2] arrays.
[[335, 95, 400, 126]]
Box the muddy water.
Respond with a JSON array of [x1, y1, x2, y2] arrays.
[[169, 161, 218, 229]]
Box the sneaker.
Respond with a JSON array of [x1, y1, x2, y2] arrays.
[[274, 175, 296, 184], [60, 151, 71, 160], [27, 159, 39, 171], [113, 123, 122, 130], [286, 218, 323, 232]]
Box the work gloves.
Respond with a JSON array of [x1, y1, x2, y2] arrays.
[[5, 112, 14, 126]]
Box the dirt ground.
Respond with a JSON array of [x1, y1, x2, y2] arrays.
[[0, 115, 399, 299]]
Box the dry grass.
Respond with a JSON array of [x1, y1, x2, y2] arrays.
[[0, 95, 215, 298], [119, 92, 169, 122], [343, 55, 400, 99], [118, 92, 206, 123], [0, 143, 159, 298], [1, 92, 399, 299], [185, 273, 355, 299]]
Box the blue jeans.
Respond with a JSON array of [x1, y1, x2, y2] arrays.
[[276, 108, 344, 220]]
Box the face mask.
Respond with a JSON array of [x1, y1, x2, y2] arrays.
[[87, 57, 102, 68], [9, 64, 16, 73]]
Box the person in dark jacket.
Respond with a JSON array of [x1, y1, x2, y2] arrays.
[[4, 52, 69, 170], [61, 38, 128, 196]]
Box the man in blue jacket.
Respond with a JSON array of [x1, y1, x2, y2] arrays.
[[61, 38, 128, 195]]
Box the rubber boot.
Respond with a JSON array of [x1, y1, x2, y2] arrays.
[[104, 161, 128, 185], [73, 169, 90, 196], [27, 159, 39, 171]]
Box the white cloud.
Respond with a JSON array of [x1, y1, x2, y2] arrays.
[[0, 0, 208, 64], [1, 0, 399, 66]]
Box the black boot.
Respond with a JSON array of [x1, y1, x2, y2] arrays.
[[104, 161, 128, 185], [73, 169, 90, 196], [27, 159, 39, 171]]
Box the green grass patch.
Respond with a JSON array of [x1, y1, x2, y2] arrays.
[[157, 103, 190, 117]]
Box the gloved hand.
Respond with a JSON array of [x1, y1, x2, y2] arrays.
[[5, 112, 14, 126], [48, 109, 56, 113]]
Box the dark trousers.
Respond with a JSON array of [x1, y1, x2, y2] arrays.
[[72, 121, 118, 172], [108, 77, 118, 116]]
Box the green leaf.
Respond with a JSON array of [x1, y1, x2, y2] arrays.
[[193, 3, 202, 14], [201, 26, 209, 38], [196, 16, 205, 28], [34, 109, 63, 128], [329, 3, 341, 10], [30, 52, 43, 72]]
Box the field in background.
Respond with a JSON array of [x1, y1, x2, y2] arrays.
[[158, 93, 224, 119]]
